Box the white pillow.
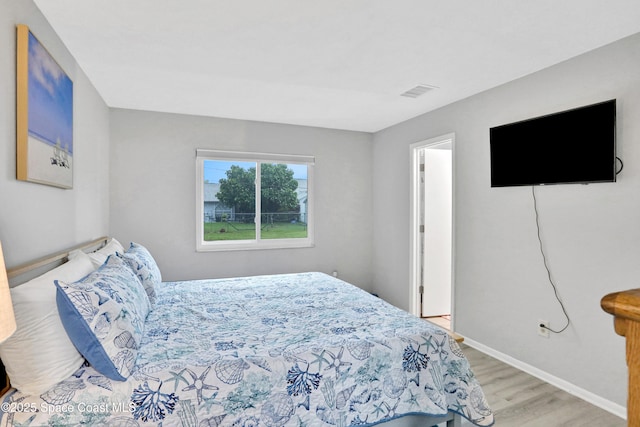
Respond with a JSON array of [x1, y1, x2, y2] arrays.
[[87, 238, 125, 268], [0, 252, 95, 395]]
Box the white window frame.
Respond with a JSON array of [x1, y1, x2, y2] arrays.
[[196, 149, 315, 251]]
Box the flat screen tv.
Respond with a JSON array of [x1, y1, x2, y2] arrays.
[[490, 99, 617, 187]]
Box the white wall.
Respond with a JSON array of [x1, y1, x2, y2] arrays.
[[373, 32, 640, 409], [109, 109, 373, 290], [0, 1, 110, 268]]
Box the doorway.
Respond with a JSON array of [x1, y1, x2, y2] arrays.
[[410, 134, 454, 329]]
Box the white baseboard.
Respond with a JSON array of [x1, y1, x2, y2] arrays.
[[462, 337, 627, 420]]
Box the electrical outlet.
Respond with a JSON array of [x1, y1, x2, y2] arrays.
[[538, 319, 550, 338]]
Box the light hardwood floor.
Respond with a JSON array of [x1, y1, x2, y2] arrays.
[[459, 344, 625, 426]]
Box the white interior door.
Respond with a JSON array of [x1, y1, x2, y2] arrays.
[[421, 147, 452, 317]]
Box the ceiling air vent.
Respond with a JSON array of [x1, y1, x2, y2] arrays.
[[400, 84, 437, 98]]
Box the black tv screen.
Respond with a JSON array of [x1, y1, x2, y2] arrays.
[[490, 99, 616, 187]]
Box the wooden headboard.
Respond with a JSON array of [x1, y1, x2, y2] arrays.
[[0, 236, 109, 395], [6, 236, 109, 286]]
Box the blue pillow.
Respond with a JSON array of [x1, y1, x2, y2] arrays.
[[55, 255, 151, 381], [121, 242, 161, 305]]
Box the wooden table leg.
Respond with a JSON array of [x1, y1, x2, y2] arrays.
[[626, 319, 640, 426]]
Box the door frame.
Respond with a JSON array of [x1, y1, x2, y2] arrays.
[[409, 133, 456, 326]]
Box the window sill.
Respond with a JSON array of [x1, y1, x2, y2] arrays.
[[196, 239, 315, 252]]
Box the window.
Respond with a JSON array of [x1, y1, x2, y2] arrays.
[[196, 149, 314, 251]]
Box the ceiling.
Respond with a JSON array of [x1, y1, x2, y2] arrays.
[[34, 0, 640, 133]]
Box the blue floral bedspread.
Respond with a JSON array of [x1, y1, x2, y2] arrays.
[[1, 272, 493, 426]]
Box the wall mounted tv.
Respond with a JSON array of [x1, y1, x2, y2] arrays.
[[490, 99, 617, 187]]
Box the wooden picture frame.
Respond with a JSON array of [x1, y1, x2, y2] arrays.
[[16, 24, 73, 189]]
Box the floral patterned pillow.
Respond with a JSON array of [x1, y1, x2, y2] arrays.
[[120, 242, 161, 305], [55, 254, 151, 380]]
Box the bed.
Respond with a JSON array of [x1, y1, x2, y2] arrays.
[[0, 238, 494, 427]]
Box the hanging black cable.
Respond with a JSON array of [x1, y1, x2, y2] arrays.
[[532, 186, 571, 334], [616, 157, 624, 175]]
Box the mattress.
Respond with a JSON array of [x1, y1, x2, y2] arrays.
[[0, 272, 493, 426]]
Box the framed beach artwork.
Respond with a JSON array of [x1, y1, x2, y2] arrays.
[[16, 24, 73, 189]]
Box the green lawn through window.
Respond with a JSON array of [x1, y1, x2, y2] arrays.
[[204, 221, 307, 241]]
